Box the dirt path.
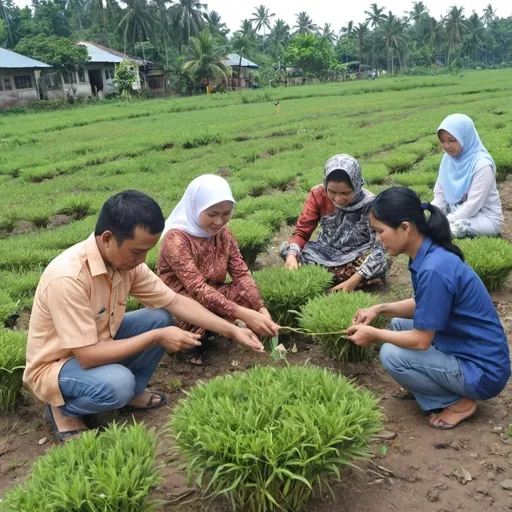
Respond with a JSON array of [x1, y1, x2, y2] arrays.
[[2, 183, 512, 511]]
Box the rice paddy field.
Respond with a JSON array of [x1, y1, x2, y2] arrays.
[[2, 70, 512, 511]]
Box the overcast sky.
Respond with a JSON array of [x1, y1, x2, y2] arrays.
[[12, 0, 512, 33]]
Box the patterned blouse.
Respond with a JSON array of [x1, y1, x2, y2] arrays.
[[158, 227, 265, 319]]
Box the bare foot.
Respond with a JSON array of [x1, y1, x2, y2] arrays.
[[51, 406, 87, 432], [126, 389, 163, 408], [428, 398, 477, 429]]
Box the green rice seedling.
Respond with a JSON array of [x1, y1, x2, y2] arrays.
[[126, 296, 143, 312], [234, 192, 306, 225], [55, 196, 93, 220], [170, 365, 382, 512], [245, 209, 285, 231], [0, 290, 18, 325], [0, 270, 40, 302], [1, 422, 163, 511], [27, 209, 53, 228], [228, 219, 273, 267], [0, 329, 26, 412], [392, 171, 438, 187], [0, 213, 18, 233], [456, 237, 512, 291], [415, 154, 442, 173], [493, 148, 512, 182], [405, 141, 433, 158], [361, 163, 389, 185], [253, 265, 333, 326], [410, 185, 434, 203], [298, 291, 381, 362], [381, 152, 418, 173]]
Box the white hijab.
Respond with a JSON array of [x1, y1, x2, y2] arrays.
[[162, 174, 235, 238]]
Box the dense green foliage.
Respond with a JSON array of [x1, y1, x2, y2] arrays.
[[0, 422, 162, 511], [171, 365, 382, 511], [0, 329, 26, 412], [253, 265, 333, 326]]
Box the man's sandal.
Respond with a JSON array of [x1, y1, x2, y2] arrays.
[[428, 403, 477, 430], [121, 391, 169, 413], [44, 404, 88, 442]]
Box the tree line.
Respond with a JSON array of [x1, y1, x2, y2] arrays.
[[1, 0, 511, 90]]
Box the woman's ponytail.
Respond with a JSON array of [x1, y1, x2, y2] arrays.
[[371, 187, 464, 261], [423, 203, 464, 261]]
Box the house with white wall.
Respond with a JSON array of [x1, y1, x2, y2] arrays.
[[0, 47, 51, 109]]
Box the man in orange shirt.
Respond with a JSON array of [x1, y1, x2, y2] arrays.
[[25, 190, 266, 441]]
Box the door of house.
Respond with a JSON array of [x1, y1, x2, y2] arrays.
[[88, 69, 103, 95]]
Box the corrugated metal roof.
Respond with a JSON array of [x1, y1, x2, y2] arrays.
[[76, 42, 125, 64], [222, 54, 259, 69], [0, 47, 51, 69]]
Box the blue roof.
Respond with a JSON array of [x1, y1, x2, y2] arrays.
[[222, 54, 259, 69], [0, 47, 51, 69]]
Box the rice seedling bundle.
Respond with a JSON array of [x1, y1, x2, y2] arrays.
[[381, 152, 417, 173], [456, 237, 512, 291], [245, 209, 285, 231], [0, 422, 162, 511], [361, 163, 389, 185], [392, 171, 438, 188], [228, 219, 273, 267], [298, 292, 381, 362], [0, 329, 27, 412], [253, 265, 333, 326], [171, 365, 382, 512]]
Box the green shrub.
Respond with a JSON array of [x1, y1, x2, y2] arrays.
[[0, 329, 26, 412], [381, 152, 417, 173], [253, 265, 333, 326], [245, 209, 285, 231], [1, 422, 163, 511], [361, 162, 389, 184], [298, 292, 381, 362], [228, 219, 273, 267], [456, 237, 512, 290], [171, 365, 382, 512], [392, 171, 437, 187]]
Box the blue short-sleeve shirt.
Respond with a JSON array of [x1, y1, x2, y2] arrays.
[[410, 238, 510, 399]]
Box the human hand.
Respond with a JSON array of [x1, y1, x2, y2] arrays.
[[239, 308, 279, 337], [232, 327, 265, 353], [345, 325, 376, 348], [157, 326, 202, 352], [285, 254, 299, 270], [329, 280, 356, 294], [352, 306, 380, 325]]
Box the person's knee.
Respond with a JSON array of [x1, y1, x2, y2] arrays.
[[149, 308, 174, 330], [379, 343, 404, 371], [99, 366, 136, 408]]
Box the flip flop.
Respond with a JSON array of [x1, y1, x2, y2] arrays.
[[44, 404, 88, 442], [122, 391, 169, 413], [391, 388, 415, 400], [428, 403, 477, 430]]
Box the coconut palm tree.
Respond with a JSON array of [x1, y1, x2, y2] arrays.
[[251, 4, 275, 51], [353, 22, 370, 71], [117, 0, 153, 54], [268, 18, 290, 54], [482, 3, 496, 26], [150, 0, 170, 65], [408, 1, 429, 24], [464, 11, 485, 62], [444, 5, 467, 66], [184, 28, 230, 86], [365, 3, 386, 29], [204, 10, 229, 39], [293, 11, 317, 35], [320, 23, 336, 44], [379, 11, 407, 74], [169, 0, 207, 47]]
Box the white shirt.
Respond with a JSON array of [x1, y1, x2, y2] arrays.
[[432, 162, 504, 230]]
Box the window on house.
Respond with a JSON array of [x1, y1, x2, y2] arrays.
[[45, 72, 60, 89], [14, 75, 32, 90], [105, 68, 115, 80], [78, 70, 86, 83], [63, 71, 77, 84], [3, 78, 12, 91]]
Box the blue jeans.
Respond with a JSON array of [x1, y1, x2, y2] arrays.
[[379, 318, 476, 411], [58, 308, 173, 417]]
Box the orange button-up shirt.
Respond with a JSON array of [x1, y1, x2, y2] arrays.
[[24, 234, 176, 406]]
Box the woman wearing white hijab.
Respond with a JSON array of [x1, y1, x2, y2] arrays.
[[432, 114, 503, 238], [158, 175, 278, 365]]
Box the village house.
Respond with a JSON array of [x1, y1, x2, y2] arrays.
[[0, 47, 51, 109], [41, 41, 146, 100], [222, 54, 259, 89]]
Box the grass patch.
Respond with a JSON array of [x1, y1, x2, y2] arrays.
[[253, 265, 333, 326], [0, 329, 26, 412], [392, 171, 438, 187], [381, 152, 418, 173], [456, 237, 512, 291], [171, 365, 382, 512], [245, 209, 286, 231], [0, 422, 162, 511], [361, 163, 389, 185], [228, 219, 273, 267], [298, 291, 381, 362]]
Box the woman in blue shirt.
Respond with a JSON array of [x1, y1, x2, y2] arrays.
[[347, 186, 510, 430]]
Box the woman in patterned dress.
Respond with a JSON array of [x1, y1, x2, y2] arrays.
[[280, 154, 389, 292]]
